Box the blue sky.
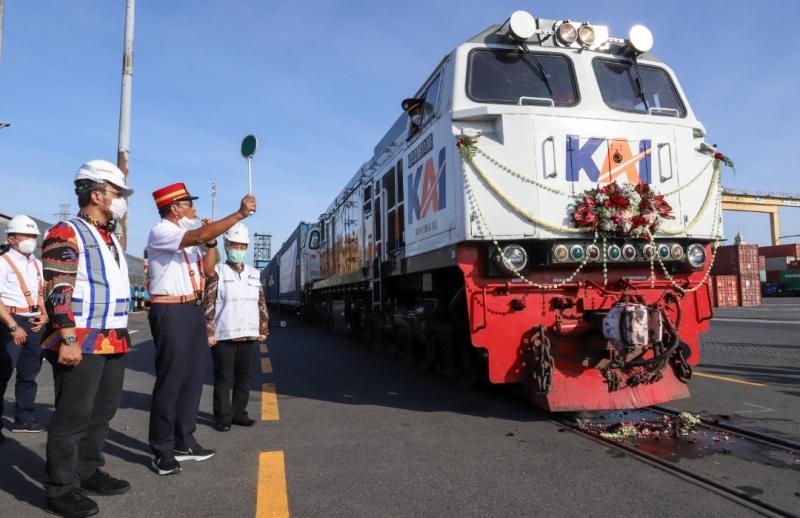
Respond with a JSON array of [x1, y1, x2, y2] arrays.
[[1, 0, 799, 256]]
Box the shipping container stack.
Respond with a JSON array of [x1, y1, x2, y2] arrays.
[[710, 275, 738, 308], [759, 243, 800, 295], [710, 239, 761, 307]]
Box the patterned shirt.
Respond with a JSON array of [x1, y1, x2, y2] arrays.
[[41, 213, 130, 354], [204, 261, 269, 341]]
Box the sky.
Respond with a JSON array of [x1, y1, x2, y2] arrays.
[[1, 0, 799, 257]]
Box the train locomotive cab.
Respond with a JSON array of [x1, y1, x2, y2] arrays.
[[311, 11, 721, 411]]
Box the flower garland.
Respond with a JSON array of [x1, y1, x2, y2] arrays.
[[571, 182, 674, 240]]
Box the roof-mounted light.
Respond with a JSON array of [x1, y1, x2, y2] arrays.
[[508, 10, 536, 42], [557, 21, 578, 45], [629, 24, 653, 53], [578, 24, 596, 46]]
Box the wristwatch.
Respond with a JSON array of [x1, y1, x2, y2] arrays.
[[61, 335, 78, 346], [8, 323, 19, 332], [205, 240, 218, 248]]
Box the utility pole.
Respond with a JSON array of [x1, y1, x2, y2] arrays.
[[117, 0, 134, 250], [54, 203, 71, 222], [0, 0, 6, 71], [211, 181, 217, 220]]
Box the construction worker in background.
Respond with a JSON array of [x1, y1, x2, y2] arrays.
[[0, 215, 48, 443], [146, 183, 256, 476], [204, 222, 268, 432], [41, 160, 134, 517]]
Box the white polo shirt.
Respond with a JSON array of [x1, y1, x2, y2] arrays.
[[145, 219, 204, 296], [0, 247, 43, 316]]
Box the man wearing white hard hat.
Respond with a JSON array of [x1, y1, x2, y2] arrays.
[[0, 215, 48, 443], [40, 160, 134, 517], [203, 222, 268, 432]]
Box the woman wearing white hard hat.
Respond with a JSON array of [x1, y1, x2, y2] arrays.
[[0, 214, 48, 442], [203, 222, 268, 432]]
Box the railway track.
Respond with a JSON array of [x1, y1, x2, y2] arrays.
[[554, 406, 800, 518]]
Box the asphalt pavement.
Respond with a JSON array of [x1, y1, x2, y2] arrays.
[[1, 299, 798, 517]]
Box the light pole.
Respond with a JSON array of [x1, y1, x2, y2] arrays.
[[117, 0, 135, 251]]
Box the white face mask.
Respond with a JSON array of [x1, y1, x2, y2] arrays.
[[411, 114, 422, 126], [109, 197, 127, 220], [17, 239, 37, 255], [178, 216, 200, 230]]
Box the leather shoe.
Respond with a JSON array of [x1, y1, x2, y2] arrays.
[[214, 421, 231, 432], [232, 417, 256, 427], [80, 470, 130, 496], [47, 489, 99, 518]]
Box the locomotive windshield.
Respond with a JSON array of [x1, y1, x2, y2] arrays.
[[467, 49, 578, 106], [593, 59, 686, 116]]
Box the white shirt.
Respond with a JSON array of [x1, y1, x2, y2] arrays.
[[145, 219, 204, 296], [0, 247, 43, 316]]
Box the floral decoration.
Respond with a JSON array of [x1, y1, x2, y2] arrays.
[[571, 182, 674, 239]]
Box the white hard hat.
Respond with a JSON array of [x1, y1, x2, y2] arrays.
[[6, 215, 41, 236], [224, 222, 249, 244], [74, 159, 134, 196]]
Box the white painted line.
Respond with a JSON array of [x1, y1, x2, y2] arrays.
[[734, 402, 775, 415], [129, 330, 140, 334], [713, 317, 800, 325]]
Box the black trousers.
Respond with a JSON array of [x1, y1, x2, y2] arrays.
[[148, 303, 207, 455], [44, 352, 126, 498], [212, 340, 257, 424], [0, 315, 45, 423]]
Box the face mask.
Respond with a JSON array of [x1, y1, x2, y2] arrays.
[[411, 114, 422, 126], [17, 239, 37, 255], [109, 197, 127, 220], [227, 249, 246, 264], [178, 216, 200, 230]]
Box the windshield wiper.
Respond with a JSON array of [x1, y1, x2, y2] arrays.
[[630, 56, 649, 111], [518, 41, 553, 97]]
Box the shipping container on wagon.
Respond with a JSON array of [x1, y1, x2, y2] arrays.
[[263, 222, 322, 309], [737, 273, 762, 307], [758, 244, 800, 259], [711, 275, 738, 308], [710, 244, 759, 276], [781, 270, 800, 293]]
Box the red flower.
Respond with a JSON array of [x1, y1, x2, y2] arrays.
[[610, 194, 629, 209]]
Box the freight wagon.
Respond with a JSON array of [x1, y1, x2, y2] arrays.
[[262, 222, 321, 311]]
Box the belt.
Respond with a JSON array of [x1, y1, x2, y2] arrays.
[[7, 306, 40, 315], [150, 293, 201, 305]]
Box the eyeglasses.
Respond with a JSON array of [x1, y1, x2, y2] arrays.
[[174, 200, 194, 208]]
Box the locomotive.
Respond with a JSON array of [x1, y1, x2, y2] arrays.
[[275, 11, 727, 411]]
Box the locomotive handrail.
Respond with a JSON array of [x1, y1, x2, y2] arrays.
[[518, 96, 555, 107]]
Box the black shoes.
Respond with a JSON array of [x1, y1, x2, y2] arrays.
[[173, 445, 215, 462], [47, 488, 99, 518], [214, 421, 231, 432], [80, 470, 131, 496], [152, 453, 182, 476], [10, 420, 46, 433], [232, 416, 257, 427]]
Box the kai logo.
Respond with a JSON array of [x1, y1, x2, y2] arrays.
[[566, 135, 652, 184], [408, 147, 446, 224]]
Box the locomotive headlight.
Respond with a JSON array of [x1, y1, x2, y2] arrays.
[[658, 244, 671, 260], [642, 244, 655, 260], [578, 24, 595, 46], [557, 21, 578, 45], [629, 24, 654, 53], [687, 244, 706, 268], [670, 244, 684, 260], [622, 244, 637, 261], [586, 244, 600, 261], [499, 244, 528, 272], [607, 244, 622, 261], [553, 245, 569, 262], [569, 244, 585, 261]]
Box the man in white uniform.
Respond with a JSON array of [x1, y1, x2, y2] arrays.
[[146, 182, 256, 476], [0, 215, 48, 438]]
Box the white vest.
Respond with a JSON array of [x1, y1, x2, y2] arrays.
[[212, 263, 261, 340], [68, 218, 130, 329]]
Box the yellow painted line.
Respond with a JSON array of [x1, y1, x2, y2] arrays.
[[261, 357, 273, 374], [260, 343, 269, 354], [256, 451, 289, 518], [694, 371, 766, 387], [261, 383, 280, 421]]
